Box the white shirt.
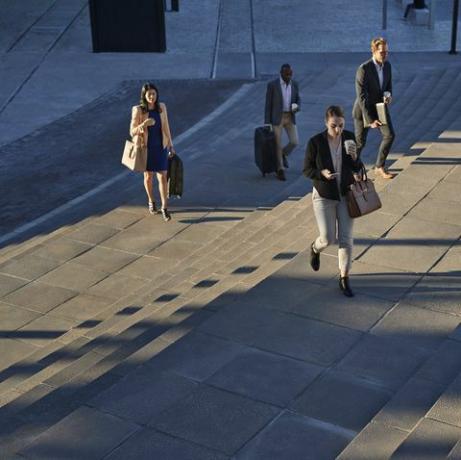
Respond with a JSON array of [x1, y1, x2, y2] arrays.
[[279, 77, 292, 112], [328, 137, 342, 191], [372, 58, 384, 90]]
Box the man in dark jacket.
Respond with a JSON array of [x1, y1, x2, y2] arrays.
[[265, 64, 301, 181], [352, 37, 395, 179]]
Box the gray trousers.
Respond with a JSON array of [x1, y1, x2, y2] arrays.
[[312, 190, 354, 274], [273, 113, 299, 170]]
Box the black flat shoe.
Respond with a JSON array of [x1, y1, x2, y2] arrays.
[[310, 242, 320, 271], [277, 169, 286, 181], [339, 276, 354, 297]]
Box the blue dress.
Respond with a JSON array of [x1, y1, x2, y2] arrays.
[[146, 110, 168, 172]]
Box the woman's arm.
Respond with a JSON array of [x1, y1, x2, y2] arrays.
[[130, 106, 144, 137], [161, 103, 174, 151], [303, 138, 323, 180]]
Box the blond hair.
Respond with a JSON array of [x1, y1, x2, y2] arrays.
[[371, 37, 388, 52]]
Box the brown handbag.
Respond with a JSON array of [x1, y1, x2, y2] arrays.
[[121, 134, 147, 172], [347, 168, 382, 218]]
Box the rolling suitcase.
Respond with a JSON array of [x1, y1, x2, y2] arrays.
[[254, 125, 277, 177]]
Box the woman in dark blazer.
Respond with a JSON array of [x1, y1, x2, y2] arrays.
[[303, 105, 363, 297]]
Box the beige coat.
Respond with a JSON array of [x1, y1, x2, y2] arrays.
[[130, 102, 173, 149]]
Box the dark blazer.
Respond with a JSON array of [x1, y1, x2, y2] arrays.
[[303, 130, 363, 201], [352, 59, 392, 125], [265, 78, 300, 125]]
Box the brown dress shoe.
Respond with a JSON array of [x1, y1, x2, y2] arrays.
[[277, 169, 286, 181], [375, 167, 395, 179]]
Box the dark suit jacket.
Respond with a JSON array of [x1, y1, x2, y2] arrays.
[[265, 78, 300, 125], [352, 59, 392, 125], [303, 130, 363, 201]]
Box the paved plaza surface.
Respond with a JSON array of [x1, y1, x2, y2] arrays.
[[1, 1, 461, 459]]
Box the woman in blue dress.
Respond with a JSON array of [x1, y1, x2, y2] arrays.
[[130, 83, 175, 221]]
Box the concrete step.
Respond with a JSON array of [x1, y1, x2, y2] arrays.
[[0, 198, 318, 455], [0, 197, 312, 394], [337, 326, 461, 459], [0, 120, 447, 456], [0, 196, 311, 395]]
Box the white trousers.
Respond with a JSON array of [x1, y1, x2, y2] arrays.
[[312, 189, 354, 274], [272, 113, 299, 170]]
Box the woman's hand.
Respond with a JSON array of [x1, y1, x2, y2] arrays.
[[321, 169, 338, 180], [143, 118, 155, 128], [353, 173, 362, 182], [168, 146, 176, 158]]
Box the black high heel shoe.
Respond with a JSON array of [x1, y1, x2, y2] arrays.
[[339, 276, 354, 297], [148, 201, 157, 215], [161, 208, 171, 222]]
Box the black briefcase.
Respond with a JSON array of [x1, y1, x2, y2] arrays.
[[254, 125, 277, 177]]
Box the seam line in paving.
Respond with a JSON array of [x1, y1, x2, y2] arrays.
[[0, 1, 86, 116], [5, 0, 59, 53], [210, 0, 223, 79]]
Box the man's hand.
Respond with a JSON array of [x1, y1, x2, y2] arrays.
[[370, 120, 382, 128]]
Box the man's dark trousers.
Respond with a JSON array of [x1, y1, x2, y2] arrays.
[[354, 115, 395, 167]]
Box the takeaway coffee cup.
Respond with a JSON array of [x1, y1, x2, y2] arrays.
[[344, 139, 357, 160]]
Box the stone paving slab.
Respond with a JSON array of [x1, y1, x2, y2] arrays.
[[86, 273, 148, 301], [199, 303, 362, 366], [70, 246, 139, 274], [348, 261, 421, 302], [3, 282, 77, 314], [237, 411, 353, 460], [151, 384, 280, 456], [49, 293, 113, 321], [407, 196, 461, 227], [207, 348, 323, 407], [337, 334, 430, 391], [292, 287, 395, 332], [0, 338, 38, 373], [292, 370, 392, 432], [376, 375, 446, 432], [357, 216, 461, 273], [18, 406, 139, 460], [392, 418, 461, 459], [28, 238, 93, 263], [403, 273, 461, 316], [427, 372, 461, 428], [415, 339, 461, 386], [37, 262, 108, 292], [105, 427, 229, 460], [337, 421, 409, 460], [0, 254, 61, 281], [89, 368, 198, 426], [370, 301, 461, 351], [14, 314, 80, 348], [0, 302, 41, 331], [0, 274, 28, 297], [144, 331, 245, 382]]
